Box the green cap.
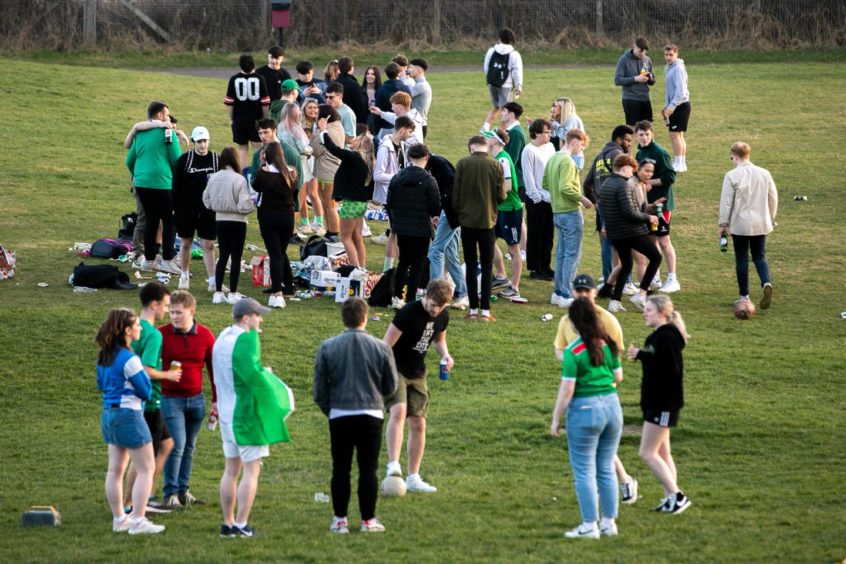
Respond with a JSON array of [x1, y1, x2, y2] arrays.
[[280, 79, 298, 92]]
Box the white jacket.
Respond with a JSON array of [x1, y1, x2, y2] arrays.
[[203, 167, 255, 222], [372, 135, 406, 205], [719, 161, 778, 236]]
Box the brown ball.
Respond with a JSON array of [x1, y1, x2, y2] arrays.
[[733, 299, 756, 320]]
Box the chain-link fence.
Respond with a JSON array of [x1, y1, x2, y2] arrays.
[[1, 0, 844, 51]]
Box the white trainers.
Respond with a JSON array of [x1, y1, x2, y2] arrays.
[[622, 282, 639, 296], [599, 520, 619, 537], [550, 293, 564, 306], [330, 517, 349, 534], [113, 516, 131, 532], [178, 273, 190, 290], [268, 295, 286, 308], [660, 278, 681, 293], [312, 223, 326, 237], [629, 293, 647, 311], [297, 223, 314, 236], [564, 523, 600, 539], [360, 518, 386, 533], [386, 462, 402, 477], [128, 516, 165, 535], [361, 220, 372, 237], [156, 259, 182, 275], [372, 233, 389, 245], [213, 292, 227, 304], [650, 276, 662, 291], [135, 258, 156, 272], [608, 300, 626, 313], [621, 477, 638, 504], [208, 282, 230, 293], [226, 292, 246, 305], [391, 297, 406, 310], [451, 296, 470, 310], [558, 297, 574, 309], [405, 474, 437, 493]]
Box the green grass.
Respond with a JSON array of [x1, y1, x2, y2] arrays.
[[1, 55, 845, 562]]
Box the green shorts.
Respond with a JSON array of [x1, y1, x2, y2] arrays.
[[338, 199, 368, 219], [385, 371, 429, 418]]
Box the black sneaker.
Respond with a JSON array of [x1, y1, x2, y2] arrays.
[[596, 283, 614, 298], [652, 496, 671, 512], [178, 490, 206, 506], [663, 492, 691, 515], [220, 524, 237, 538], [491, 276, 509, 289], [233, 524, 255, 537], [146, 499, 173, 514], [529, 271, 553, 281]]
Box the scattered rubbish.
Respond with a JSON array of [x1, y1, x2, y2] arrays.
[[541, 313, 554, 322], [73, 286, 98, 293], [793, 195, 808, 201], [155, 273, 171, 284], [841, 311, 846, 319], [314, 492, 330, 503], [37, 282, 48, 288]]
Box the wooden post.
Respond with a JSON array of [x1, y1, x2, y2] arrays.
[[259, 0, 268, 42], [432, 0, 442, 45], [595, 0, 603, 37], [83, 0, 97, 46]]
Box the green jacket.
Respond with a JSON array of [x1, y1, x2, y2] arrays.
[[453, 152, 506, 229], [125, 129, 182, 189], [544, 151, 583, 214]]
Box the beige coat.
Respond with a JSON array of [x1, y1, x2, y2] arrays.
[[310, 121, 344, 181], [719, 161, 778, 236]]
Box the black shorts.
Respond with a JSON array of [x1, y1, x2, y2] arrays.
[[144, 408, 171, 454], [643, 409, 679, 428], [668, 102, 691, 133], [231, 119, 260, 145], [495, 209, 523, 245], [176, 207, 216, 240], [652, 209, 671, 237], [622, 99, 653, 125]]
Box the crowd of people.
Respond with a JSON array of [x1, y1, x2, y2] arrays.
[[110, 28, 780, 537]]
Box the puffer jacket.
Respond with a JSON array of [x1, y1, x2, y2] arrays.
[[599, 172, 651, 240], [385, 166, 441, 237], [202, 167, 255, 222]]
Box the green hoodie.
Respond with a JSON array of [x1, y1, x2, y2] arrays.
[[125, 128, 182, 189]]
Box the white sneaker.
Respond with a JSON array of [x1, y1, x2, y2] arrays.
[[156, 259, 182, 275], [212, 292, 227, 304], [330, 517, 349, 534], [629, 293, 647, 311], [405, 474, 437, 493], [361, 220, 372, 237], [386, 462, 402, 477], [113, 516, 130, 533], [268, 295, 286, 308], [520, 250, 526, 261], [128, 516, 165, 535], [558, 297, 574, 308], [599, 520, 619, 537], [372, 233, 389, 245], [451, 296, 470, 310], [226, 292, 246, 305], [360, 518, 386, 532], [660, 278, 681, 293], [312, 223, 326, 237], [550, 293, 564, 306], [622, 282, 639, 296], [608, 300, 626, 313], [297, 223, 314, 236], [650, 276, 662, 291], [391, 297, 406, 309], [135, 258, 156, 272], [564, 523, 599, 539], [178, 274, 190, 290]]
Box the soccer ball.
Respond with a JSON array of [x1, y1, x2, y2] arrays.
[[380, 476, 407, 497], [733, 299, 756, 320]]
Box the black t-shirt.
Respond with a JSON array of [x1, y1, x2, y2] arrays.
[[390, 300, 449, 378], [172, 150, 220, 209], [225, 72, 270, 122], [255, 65, 291, 101]]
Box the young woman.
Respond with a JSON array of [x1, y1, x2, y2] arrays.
[[278, 103, 315, 237], [324, 59, 340, 83], [550, 298, 623, 539], [203, 147, 255, 304], [550, 97, 586, 168], [96, 308, 163, 535], [252, 142, 298, 308], [628, 295, 691, 515], [299, 97, 324, 235], [317, 120, 375, 268], [361, 66, 382, 134], [310, 105, 345, 238]]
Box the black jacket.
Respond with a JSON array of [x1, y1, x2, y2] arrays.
[[385, 167, 441, 237], [426, 155, 459, 229], [337, 72, 368, 124], [637, 323, 685, 412], [321, 132, 373, 202], [583, 141, 624, 203], [374, 79, 411, 131], [599, 173, 651, 240]]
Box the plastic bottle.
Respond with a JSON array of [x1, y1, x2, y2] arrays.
[[207, 406, 218, 432], [720, 236, 728, 252]]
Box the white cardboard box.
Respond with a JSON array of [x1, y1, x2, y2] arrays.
[[310, 270, 341, 288]]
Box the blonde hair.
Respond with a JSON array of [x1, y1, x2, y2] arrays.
[[355, 133, 375, 185], [554, 97, 576, 124], [647, 295, 689, 342]]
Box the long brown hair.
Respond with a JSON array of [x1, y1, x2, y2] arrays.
[[568, 298, 619, 366], [263, 142, 295, 189], [95, 308, 137, 366]]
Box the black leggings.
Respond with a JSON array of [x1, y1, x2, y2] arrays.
[[460, 226, 496, 310], [395, 234, 430, 300], [135, 187, 175, 261], [215, 221, 247, 292], [610, 234, 662, 300], [525, 199, 554, 273], [329, 415, 383, 520], [258, 210, 295, 293]]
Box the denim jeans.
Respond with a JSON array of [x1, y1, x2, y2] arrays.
[[553, 210, 583, 298], [428, 212, 467, 297], [161, 393, 206, 497], [732, 234, 771, 296], [566, 393, 623, 523]]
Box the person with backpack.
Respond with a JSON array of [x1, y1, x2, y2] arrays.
[[481, 28, 523, 133]]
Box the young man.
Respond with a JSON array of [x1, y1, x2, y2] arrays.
[[225, 54, 270, 169], [662, 44, 691, 172], [482, 28, 523, 132], [125, 100, 183, 275], [294, 60, 326, 104], [635, 120, 680, 293], [383, 280, 454, 493], [392, 54, 416, 90], [172, 126, 219, 292], [368, 91, 424, 144], [500, 102, 528, 266], [583, 125, 635, 287], [325, 82, 356, 146], [551, 274, 639, 505], [256, 45, 292, 103], [408, 58, 432, 139], [214, 298, 294, 537], [336, 56, 368, 124], [718, 142, 778, 308], [159, 290, 216, 509], [452, 135, 506, 321], [122, 282, 182, 514], [521, 119, 557, 281], [314, 297, 398, 534], [484, 129, 524, 299], [614, 37, 656, 127], [544, 129, 593, 308], [374, 62, 411, 136]]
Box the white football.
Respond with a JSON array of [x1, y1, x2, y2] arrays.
[[380, 475, 407, 497]]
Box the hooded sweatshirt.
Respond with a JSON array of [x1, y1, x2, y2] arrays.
[[665, 58, 690, 110], [614, 49, 655, 102], [483, 44, 523, 90]]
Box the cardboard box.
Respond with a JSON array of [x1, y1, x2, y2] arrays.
[[310, 270, 341, 288], [328, 250, 350, 270], [335, 272, 380, 302]]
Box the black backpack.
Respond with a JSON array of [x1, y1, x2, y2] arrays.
[[368, 268, 395, 307], [118, 212, 137, 241], [486, 51, 511, 87], [300, 235, 330, 261], [72, 263, 137, 289]]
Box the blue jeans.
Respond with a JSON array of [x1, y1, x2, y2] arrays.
[[428, 212, 467, 298], [732, 234, 771, 296], [566, 394, 622, 522], [553, 210, 583, 298], [161, 393, 206, 497]]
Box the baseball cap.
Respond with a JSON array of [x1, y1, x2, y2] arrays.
[[482, 129, 505, 145], [232, 297, 271, 319], [280, 79, 298, 92], [190, 126, 210, 142], [572, 274, 597, 290]]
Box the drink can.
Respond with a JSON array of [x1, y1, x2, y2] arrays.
[[438, 358, 449, 381], [164, 128, 173, 144]]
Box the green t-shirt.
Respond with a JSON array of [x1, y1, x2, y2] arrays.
[[132, 319, 163, 412], [495, 150, 522, 212], [562, 337, 620, 398], [504, 124, 527, 187]]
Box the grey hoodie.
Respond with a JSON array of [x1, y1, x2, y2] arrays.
[[665, 58, 690, 109], [614, 49, 655, 101]]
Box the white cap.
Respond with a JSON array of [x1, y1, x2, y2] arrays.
[[190, 126, 210, 142]]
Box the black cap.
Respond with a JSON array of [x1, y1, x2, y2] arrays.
[[573, 274, 597, 290]]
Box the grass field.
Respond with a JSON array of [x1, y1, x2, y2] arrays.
[[0, 52, 845, 562]]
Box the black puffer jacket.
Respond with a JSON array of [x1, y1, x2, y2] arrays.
[[599, 173, 651, 240], [385, 166, 441, 237]]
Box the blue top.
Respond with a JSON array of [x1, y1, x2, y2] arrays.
[[97, 347, 153, 410]]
